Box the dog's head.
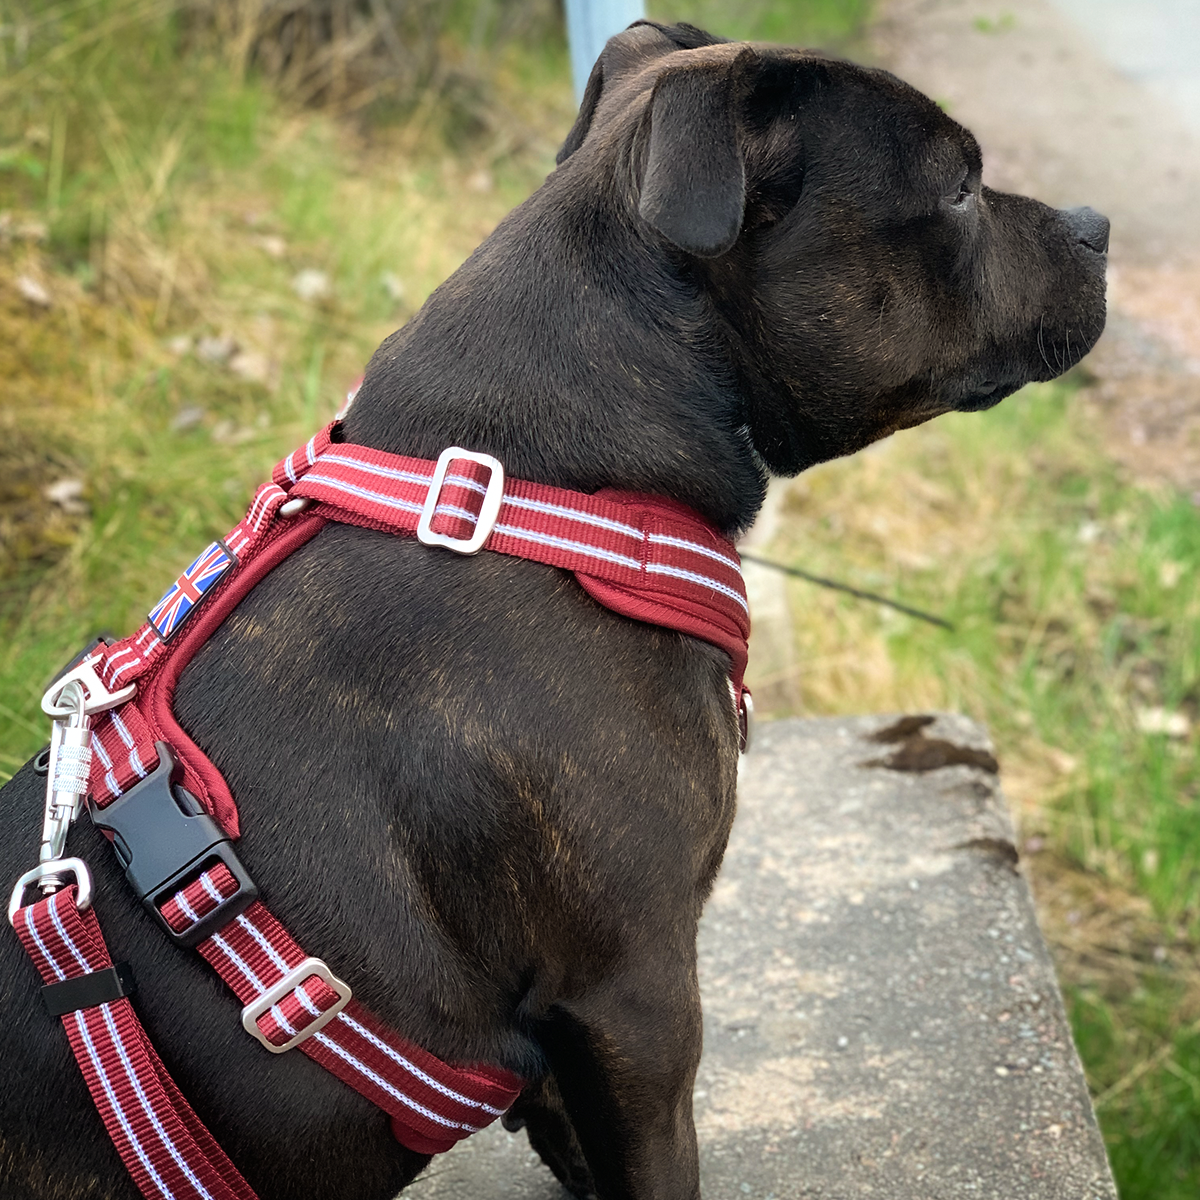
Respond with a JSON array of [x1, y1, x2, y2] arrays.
[[556, 22, 1108, 474]]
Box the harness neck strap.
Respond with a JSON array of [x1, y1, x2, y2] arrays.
[[279, 425, 750, 692]]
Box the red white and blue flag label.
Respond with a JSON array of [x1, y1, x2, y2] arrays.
[[147, 539, 237, 640]]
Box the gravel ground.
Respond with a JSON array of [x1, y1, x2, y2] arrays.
[[872, 0, 1200, 496]]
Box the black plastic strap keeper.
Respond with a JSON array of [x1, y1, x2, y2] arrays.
[[43, 962, 136, 1017]]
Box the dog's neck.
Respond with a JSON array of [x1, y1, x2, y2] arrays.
[[341, 173, 767, 536]]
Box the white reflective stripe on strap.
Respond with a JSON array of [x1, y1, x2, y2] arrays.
[[235, 912, 290, 975], [299, 473, 424, 516], [291, 447, 748, 671], [490, 523, 643, 569], [91, 734, 122, 798], [319, 454, 433, 488], [501, 493, 642, 539], [647, 531, 740, 569], [645, 563, 750, 612], [96, 1003, 220, 1200], [208, 930, 266, 994], [310, 1029, 478, 1132], [73, 1008, 188, 1200], [22, 906, 67, 981], [333, 1010, 504, 1117], [47, 892, 91, 973]]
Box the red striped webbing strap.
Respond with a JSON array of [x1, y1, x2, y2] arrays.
[[278, 426, 750, 690], [164, 864, 521, 1155], [14, 886, 260, 1200]]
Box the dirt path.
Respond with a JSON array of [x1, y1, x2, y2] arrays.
[[872, 0, 1200, 495]]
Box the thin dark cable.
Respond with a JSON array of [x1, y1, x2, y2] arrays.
[[740, 553, 955, 631]]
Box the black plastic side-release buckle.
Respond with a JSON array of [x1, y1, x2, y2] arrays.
[[43, 962, 136, 1017], [88, 741, 258, 948]]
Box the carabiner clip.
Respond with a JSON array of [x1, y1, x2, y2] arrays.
[[36, 681, 93, 893]]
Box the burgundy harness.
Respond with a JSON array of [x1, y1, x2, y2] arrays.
[[9, 416, 751, 1200]]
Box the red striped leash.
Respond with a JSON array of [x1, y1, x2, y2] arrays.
[[11, 877, 260, 1200], [10, 657, 264, 1199]]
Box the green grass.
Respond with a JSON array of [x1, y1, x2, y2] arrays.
[[0, 0, 576, 765], [1072, 984, 1200, 1196], [650, 0, 872, 48], [761, 383, 1200, 936]]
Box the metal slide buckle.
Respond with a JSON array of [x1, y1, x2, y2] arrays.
[[9, 859, 94, 925], [241, 958, 353, 1053], [416, 447, 505, 555]]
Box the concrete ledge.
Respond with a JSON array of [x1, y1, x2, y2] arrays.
[[409, 715, 1117, 1199]]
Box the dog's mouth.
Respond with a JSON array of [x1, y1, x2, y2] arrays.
[[951, 378, 1020, 413]]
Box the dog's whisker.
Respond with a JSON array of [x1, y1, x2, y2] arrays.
[[1037, 314, 1054, 371]]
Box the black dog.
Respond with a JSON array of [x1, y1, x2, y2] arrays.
[[0, 21, 1106, 1200]]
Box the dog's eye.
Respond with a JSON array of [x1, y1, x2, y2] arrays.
[[948, 177, 973, 209]]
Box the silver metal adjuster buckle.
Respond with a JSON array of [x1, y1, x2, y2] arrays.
[[241, 957, 352, 1053], [416, 447, 505, 555]]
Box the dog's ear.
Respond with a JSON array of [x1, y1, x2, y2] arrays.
[[557, 22, 729, 166], [557, 54, 606, 165], [638, 48, 759, 259]]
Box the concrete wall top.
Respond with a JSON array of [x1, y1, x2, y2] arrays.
[[410, 715, 1116, 1199]]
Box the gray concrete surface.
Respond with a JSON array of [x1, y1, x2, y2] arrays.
[[408, 716, 1115, 1199]]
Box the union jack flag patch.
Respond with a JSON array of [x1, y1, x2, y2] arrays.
[[147, 540, 237, 640]]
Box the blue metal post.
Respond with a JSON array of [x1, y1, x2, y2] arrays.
[[564, 0, 646, 103]]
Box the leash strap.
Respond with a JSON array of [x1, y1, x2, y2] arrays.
[[14, 886, 260, 1200]]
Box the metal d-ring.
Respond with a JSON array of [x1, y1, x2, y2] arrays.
[[8, 859, 94, 925]]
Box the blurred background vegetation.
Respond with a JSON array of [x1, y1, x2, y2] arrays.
[[0, 1, 1195, 1194]]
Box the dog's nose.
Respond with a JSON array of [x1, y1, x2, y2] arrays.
[[1063, 205, 1110, 254]]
